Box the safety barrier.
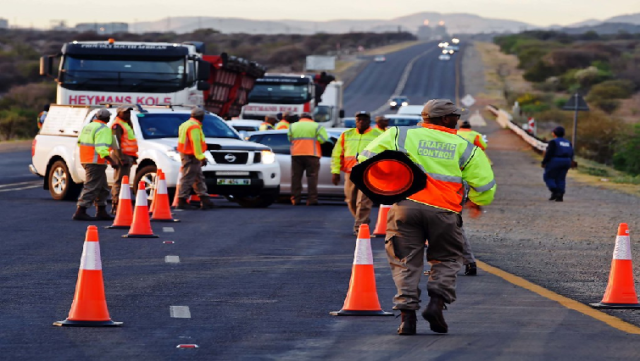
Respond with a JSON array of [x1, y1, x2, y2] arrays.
[[486, 105, 548, 153]]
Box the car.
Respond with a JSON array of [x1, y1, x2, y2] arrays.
[[439, 54, 451, 61], [226, 119, 263, 139], [373, 55, 386, 63], [247, 129, 349, 198], [31, 105, 281, 208], [341, 117, 356, 128], [389, 96, 410, 110], [397, 105, 424, 116], [383, 114, 422, 127]]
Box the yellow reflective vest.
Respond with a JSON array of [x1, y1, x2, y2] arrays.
[[331, 127, 382, 174], [78, 120, 112, 164], [275, 120, 290, 130], [177, 119, 207, 160], [457, 129, 487, 150], [287, 119, 329, 157]]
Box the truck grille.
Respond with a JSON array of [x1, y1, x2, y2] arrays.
[[210, 151, 249, 164]]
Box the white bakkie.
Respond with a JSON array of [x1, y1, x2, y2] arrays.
[[30, 105, 281, 208]]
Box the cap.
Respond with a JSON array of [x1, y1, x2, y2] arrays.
[[422, 99, 467, 118], [300, 112, 313, 120], [355, 111, 371, 119], [553, 126, 565, 137], [460, 120, 471, 128], [116, 106, 133, 114], [95, 109, 111, 120], [191, 107, 205, 117]]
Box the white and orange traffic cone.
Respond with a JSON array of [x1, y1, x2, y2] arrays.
[[330, 224, 393, 316], [148, 169, 160, 215], [151, 170, 180, 223], [54, 226, 122, 327], [172, 168, 182, 208], [591, 223, 640, 309], [106, 175, 133, 229], [122, 182, 158, 238], [372, 205, 392, 236]]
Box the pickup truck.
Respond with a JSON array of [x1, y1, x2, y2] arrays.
[[30, 104, 281, 208]]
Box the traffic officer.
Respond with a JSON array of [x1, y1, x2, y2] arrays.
[[288, 112, 329, 206], [73, 109, 118, 221], [375, 115, 389, 131], [457, 120, 487, 150], [259, 115, 277, 131], [542, 126, 574, 202], [275, 112, 292, 130], [176, 107, 214, 210], [110, 106, 138, 214], [358, 99, 496, 335], [37, 104, 49, 130], [331, 112, 382, 234]]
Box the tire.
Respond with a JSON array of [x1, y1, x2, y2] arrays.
[[235, 194, 277, 208], [48, 160, 81, 201], [133, 164, 157, 203]]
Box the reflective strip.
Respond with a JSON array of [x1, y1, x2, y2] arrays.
[[157, 179, 168, 195], [471, 179, 496, 193], [94, 143, 111, 147], [353, 238, 374, 265], [396, 127, 410, 153], [119, 183, 131, 200], [360, 149, 377, 159], [290, 137, 318, 140], [459, 144, 475, 168], [78, 142, 95, 146], [613, 236, 632, 260], [427, 173, 462, 183], [79, 241, 102, 270], [136, 189, 148, 205]]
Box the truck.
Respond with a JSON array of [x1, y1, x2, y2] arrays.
[[313, 81, 345, 128], [40, 39, 266, 118], [30, 104, 281, 208]]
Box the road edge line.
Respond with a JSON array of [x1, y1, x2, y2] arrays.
[[476, 260, 640, 335]]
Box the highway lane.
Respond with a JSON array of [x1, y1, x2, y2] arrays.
[[401, 47, 460, 106], [0, 150, 36, 185]]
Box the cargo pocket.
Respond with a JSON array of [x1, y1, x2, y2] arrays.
[[385, 233, 400, 262]]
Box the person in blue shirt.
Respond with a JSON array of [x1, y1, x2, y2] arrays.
[[542, 126, 574, 202]]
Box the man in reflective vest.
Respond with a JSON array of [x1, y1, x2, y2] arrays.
[[358, 99, 496, 335], [375, 115, 389, 131], [176, 107, 213, 210], [275, 112, 292, 130], [73, 108, 118, 221], [457, 120, 487, 150], [331, 112, 382, 234], [288, 112, 329, 205], [37, 104, 49, 130], [110, 106, 139, 214], [259, 115, 277, 131]]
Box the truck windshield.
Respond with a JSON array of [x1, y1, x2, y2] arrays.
[[61, 56, 187, 93], [138, 113, 240, 140], [247, 83, 310, 104]]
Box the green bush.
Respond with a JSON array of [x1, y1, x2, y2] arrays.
[[586, 79, 635, 101], [522, 103, 551, 113], [554, 98, 568, 108], [593, 99, 621, 114], [574, 112, 626, 164], [524, 60, 559, 82], [613, 123, 640, 175]]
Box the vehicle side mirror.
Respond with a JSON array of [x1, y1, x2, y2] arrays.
[[339, 109, 345, 118], [197, 59, 210, 81], [40, 56, 53, 77], [197, 81, 209, 91]]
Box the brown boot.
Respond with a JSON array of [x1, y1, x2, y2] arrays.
[[422, 295, 448, 334], [176, 198, 194, 210], [200, 195, 214, 210], [72, 206, 95, 221], [397, 310, 417, 335], [95, 206, 114, 221]]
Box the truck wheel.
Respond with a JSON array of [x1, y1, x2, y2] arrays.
[[235, 194, 277, 208], [133, 165, 157, 202], [48, 160, 81, 201]]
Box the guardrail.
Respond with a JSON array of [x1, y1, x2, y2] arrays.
[[486, 105, 548, 153]]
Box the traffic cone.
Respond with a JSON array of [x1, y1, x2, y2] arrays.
[[172, 168, 183, 208], [148, 169, 161, 215], [106, 176, 133, 229], [330, 224, 393, 316], [590, 223, 640, 309], [372, 205, 392, 236], [151, 170, 180, 223], [189, 194, 201, 205], [122, 182, 158, 238], [53, 226, 122, 327]]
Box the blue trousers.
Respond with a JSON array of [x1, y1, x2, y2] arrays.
[[544, 158, 571, 194]]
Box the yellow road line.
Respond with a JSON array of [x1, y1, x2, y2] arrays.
[[476, 260, 640, 335]]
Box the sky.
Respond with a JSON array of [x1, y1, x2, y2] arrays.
[[3, 0, 640, 29]]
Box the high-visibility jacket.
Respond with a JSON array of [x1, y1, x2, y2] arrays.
[[287, 119, 329, 157], [37, 111, 47, 129], [331, 127, 382, 174], [376, 125, 387, 132], [177, 118, 207, 160], [358, 123, 496, 213], [259, 122, 275, 131], [78, 120, 112, 164], [111, 118, 138, 157], [457, 129, 487, 150], [275, 120, 290, 130]]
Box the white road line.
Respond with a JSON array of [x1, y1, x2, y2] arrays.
[[165, 255, 180, 263], [0, 185, 40, 193], [0, 181, 39, 188], [170, 306, 191, 318], [163, 227, 174, 233]]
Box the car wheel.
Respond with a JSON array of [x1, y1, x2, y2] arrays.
[[48, 160, 81, 201], [235, 194, 277, 208], [133, 165, 157, 203]]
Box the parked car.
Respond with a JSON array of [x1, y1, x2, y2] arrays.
[[247, 129, 348, 198], [397, 105, 424, 116], [389, 96, 410, 110], [227, 119, 263, 139], [341, 117, 356, 128], [382, 114, 422, 127]]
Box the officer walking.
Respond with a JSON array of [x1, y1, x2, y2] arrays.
[[73, 109, 118, 221], [358, 99, 496, 335], [331, 112, 382, 234], [542, 126, 574, 202], [110, 106, 138, 214], [457, 120, 487, 150], [259, 115, 277, 131], [288, 112, 329, 206], [176, 107, 214, 210], [375, 115, 389, 131]]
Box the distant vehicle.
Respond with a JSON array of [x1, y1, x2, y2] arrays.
[[389, 96, 410, 110], [383, 114, 422, 127], [226, 119, 263, 139], [341, 117, 356, 128], [444, 46, 456, 53], [397, 105, 424, 116], [374, 55, 386, 63], [439, 54, 451, 61]]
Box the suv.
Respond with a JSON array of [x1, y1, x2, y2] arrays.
[[30, 105, 281, 208]]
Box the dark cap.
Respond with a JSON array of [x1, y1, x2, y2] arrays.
[[422, 99, 467, 118], [95, 109, 111, 120], [553, 126, 565, 137], [300, 112, 313, 120], [460, 120, 471, 128], [116, 106, 133, 114], [191, 107, 205, 117]]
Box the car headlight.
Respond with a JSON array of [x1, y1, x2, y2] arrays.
[[402, 102, 409, 106], [165, 149, 181, 162], [261, 150, 276, 164], [390, 101, 397, 106]]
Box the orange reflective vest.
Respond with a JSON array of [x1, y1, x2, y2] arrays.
[[287, 119, 329, 157], [177, 118, 207, 160], [112, 118, 139, 156], [275, 120, 290, 130]]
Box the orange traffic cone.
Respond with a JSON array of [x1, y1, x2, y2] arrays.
[[189, 194, 201, 205], [172, 168, 183, 208], [54, 226, 122, 327], [151, 170, 180, 223], [148, 169, 161, 215], [106, 176, 133, 229], [330, 224, 393, 316], [373, 205, 392, 236], [590, 223, 640, 309], [122, 182, 158, 238]]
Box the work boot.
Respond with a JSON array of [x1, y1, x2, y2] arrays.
[[200, 195, 214, 210], [72, 206, 95, 221], [555, 194, 564, 202], [422, 295, 448, 334], [464, 262, 477, 276], [397, 310, 417, 335], [548, 192, 558, 201], [95, 206, 114, 221], [176, 198, 194, 210]]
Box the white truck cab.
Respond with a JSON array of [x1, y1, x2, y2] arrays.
[[30, 104, 281, 208]]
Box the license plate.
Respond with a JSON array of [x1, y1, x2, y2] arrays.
[[217, 178, 251, 186]]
